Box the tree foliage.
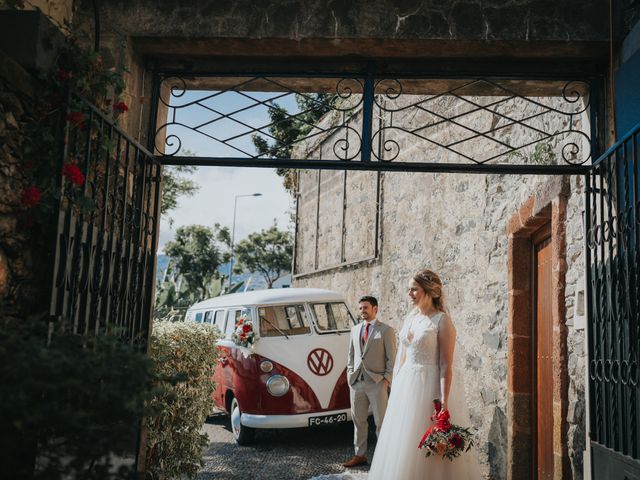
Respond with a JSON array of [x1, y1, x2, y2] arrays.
[[161, 165, 199, 217], [0, 320, 158, 480], [163, 224, 231, 302], [161, 150, 200, 222], [251, 94, 333, 192], [234, 225, 293, 288]]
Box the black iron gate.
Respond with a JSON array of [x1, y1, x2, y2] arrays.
[[48, 93, 162, 344], [587, 122, 640, 478]]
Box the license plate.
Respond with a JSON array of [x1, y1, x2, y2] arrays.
[[308, 412, 348, 427]]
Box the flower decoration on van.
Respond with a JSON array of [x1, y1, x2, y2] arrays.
[[231, 315, 256, 349]]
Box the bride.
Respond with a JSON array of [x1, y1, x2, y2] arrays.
[[365, 269, 480, 480], [310, 269, 481, 480]]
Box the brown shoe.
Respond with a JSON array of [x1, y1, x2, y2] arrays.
[[343, 455, 368, 467]]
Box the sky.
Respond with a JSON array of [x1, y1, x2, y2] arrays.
[[158, 167, 293, 252], [157, 87, 299, 252]]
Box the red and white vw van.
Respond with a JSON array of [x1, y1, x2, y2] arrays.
[[185, 288, 356, 444]]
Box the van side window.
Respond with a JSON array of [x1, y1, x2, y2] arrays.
[[312, 303, 353, 332], [194, 312, 203, 323], [213, 310, 225, 330], [203, 311, 213, 324], [258, 305, 310, 337]]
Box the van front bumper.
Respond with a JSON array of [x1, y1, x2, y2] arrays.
[[241, 409, 352, 429]]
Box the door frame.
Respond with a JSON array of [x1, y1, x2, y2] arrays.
[[507, 178, 571, 480]]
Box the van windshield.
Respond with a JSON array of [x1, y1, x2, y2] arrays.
[[312, 303, 354, 332], [258, 305, 311, 337]]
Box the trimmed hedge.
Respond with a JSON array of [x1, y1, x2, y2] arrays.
[[145, 321, 218, 480]]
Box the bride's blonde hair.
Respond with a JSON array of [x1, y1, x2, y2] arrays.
[[413, 269, 447, 313]]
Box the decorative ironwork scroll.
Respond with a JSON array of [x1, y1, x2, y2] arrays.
[[154, 74, 594, 171], [49, 93, 162, 344], [587, 122, 640, 469]]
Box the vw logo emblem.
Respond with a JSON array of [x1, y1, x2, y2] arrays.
[[307, 348, 334, 376]]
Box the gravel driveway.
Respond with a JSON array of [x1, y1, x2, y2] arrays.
[[196, 414, 377, 480]]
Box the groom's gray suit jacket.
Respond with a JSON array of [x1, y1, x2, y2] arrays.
[[347, 319, 397, 386]]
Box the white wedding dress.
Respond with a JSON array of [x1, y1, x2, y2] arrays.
[[367, 309, 481, 480], [309, 309, 481, 480]]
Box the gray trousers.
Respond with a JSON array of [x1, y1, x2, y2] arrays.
[[349, 376, 389, 457]]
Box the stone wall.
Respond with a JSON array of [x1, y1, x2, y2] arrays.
[[0, 51, 39, 320], [85, 0, 607, 43], [293, 95, 589, 479]]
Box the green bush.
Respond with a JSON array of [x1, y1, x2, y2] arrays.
[[0, 319, 158, 480], [145, 321, 218, 480]]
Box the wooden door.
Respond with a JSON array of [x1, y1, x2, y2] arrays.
[[534, 228, 553, 480]]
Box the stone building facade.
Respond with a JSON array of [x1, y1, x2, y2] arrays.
[[292, 93, 590, 480], [0, 50, 40, 321]]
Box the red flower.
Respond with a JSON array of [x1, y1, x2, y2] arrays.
[[449, 433, 464, 449], [62, 163, 85, 186], [113, 101, 129, 114], [66, 111, 85, 128], [240, 333, 246, 339], [21, 186, 42, 207], [56, 69, 73, 81], [242, 324, 252, 333]]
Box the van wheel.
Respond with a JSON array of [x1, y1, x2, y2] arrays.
[[230, 397, 255, 445]]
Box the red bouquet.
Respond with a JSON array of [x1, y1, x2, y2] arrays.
[[418, 399, 475, 461]]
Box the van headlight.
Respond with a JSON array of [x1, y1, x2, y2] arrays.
[[266, 375, 290, 397], [260, 360, 274, 373]]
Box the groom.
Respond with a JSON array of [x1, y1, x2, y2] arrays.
[[343, 296, 397, 468]]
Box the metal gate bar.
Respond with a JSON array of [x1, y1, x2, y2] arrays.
[[48, 92, 162, 345], [587, 120, 640, 476], [151, 71, 601, 175]]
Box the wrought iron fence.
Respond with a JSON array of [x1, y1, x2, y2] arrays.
[[48, 93, 162, 345], [154, 74, 596, 174], [587, 121, 640, 466]]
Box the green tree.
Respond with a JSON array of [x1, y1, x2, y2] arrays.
[[163, 224, 231, 301], [252, 93, 333, 192], [162, 149, 200, 224], [162, 165, 199, 216], [234, 225, 293, 288]]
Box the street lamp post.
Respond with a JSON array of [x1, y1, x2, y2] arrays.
[[228, 193, 262, 290]]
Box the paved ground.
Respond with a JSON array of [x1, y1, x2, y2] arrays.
[[197, 413, 377, 480]]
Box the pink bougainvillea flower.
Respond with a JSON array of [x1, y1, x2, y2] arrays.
[[113, 101, 129, 114], [66, 111, 85, 128], [62, 163, 85, 187], [21, 186, 42, 207]]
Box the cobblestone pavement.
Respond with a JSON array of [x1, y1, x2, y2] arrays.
[[197, 414, 377, 480]]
